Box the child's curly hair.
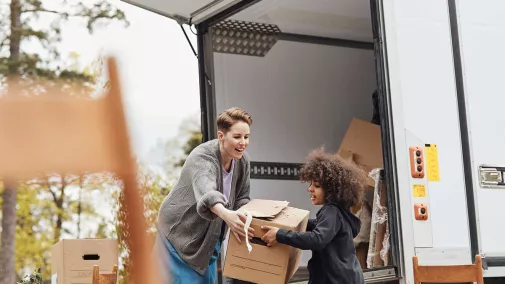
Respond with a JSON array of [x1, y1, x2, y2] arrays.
[[299, 147, 368, 208]]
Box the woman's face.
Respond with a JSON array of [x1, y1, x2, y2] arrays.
[[218, 121, 250, 161], [307, 180, 325, 205]]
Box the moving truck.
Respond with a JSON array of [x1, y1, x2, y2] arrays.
[[121, 0, 505, 283]]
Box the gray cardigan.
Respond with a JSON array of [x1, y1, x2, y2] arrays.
[[157, 139, 251, 275]]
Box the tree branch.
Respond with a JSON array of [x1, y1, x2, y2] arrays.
[[21, 3, 129, 34], [22, 8, 60, 14], [48, 183, 58, 203], [0, 37, 9, 50]]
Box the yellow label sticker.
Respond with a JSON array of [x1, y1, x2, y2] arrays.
[[413, 184, 426, 198], [425, 144, 440, 181]]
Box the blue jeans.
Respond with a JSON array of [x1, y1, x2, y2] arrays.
[[154, 229, 221, 284]]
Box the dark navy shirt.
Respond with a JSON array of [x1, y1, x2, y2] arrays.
[[277, 203, 365, 284]]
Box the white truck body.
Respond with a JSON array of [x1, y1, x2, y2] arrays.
[[123, 0, 505, 283]]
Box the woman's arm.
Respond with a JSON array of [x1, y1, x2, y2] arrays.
[[188, 151, 227, 220], [233, 157, 251, 210], [189, 149, 254, 241], [261, 206, 340, 250]]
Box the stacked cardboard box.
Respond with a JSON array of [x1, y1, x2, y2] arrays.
[[336, 118, 390, 269], [337, 118, 384, 188]]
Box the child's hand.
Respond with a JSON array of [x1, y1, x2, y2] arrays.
[[261, 226, 279, 247]]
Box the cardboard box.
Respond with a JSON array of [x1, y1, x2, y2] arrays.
[[51, 239, 118, 284], [337, 118, 384, 187], [223, 199, 310, 284]]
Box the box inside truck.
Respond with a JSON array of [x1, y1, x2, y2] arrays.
[[206, 0, 398, 282], [121, 0, 400, 282]]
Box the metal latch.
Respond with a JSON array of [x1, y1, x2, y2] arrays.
[[479, 166, 505, 188], [481, 254, 488, 270]]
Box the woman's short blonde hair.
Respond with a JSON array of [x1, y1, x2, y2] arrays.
[[216, 107, 253, 132]]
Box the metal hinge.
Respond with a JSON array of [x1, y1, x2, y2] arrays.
[[479, 165, 505, 189], [481, 254, 488, 270]]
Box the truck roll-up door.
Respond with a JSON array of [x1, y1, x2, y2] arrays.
[[120, 0, 245, 25]]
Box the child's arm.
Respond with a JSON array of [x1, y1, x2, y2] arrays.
[[262, 206, 340, 250], [307, 218, 316, 231]]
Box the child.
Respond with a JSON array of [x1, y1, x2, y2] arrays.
[[261, 148, 367, 284]]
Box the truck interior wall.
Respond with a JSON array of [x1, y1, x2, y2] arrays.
[[213, 40, 377, 266]]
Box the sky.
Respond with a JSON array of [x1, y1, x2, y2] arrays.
[[21, 0, 202, 165]]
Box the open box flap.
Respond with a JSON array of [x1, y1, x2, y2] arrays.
[[238, 199, 290, 218]]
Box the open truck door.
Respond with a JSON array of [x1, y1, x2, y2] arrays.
[[449, 0, 505, 278], [121, 0, 248, 24], [120, 0, 505, 283]]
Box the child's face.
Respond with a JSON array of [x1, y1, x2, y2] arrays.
[[308, 180, 325, 205]]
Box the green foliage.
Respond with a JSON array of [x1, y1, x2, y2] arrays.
[[0, 1, 129, 282], [8, 170, 171, 283], [177, 130, 203, 167], [111, 167, 171, 284], [17, 267, 43, 284], [0, 0, 129, 94], [14, 182, 54, 281], [0, 3, 205, 283], [12, 174, 117, 280], [6, 127, 200, 283]]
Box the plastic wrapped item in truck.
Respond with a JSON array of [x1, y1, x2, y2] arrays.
[[367, 169, 390, 269]]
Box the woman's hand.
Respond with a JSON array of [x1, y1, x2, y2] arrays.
[[261, 226, 279, 247], [224, 210, 255, 244], [212, 204, 254, 243]]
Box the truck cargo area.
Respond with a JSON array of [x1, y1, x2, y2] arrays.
[[120, 0, 401, 282], [202, 0, 400, 282], [113, 0, 505, 282]]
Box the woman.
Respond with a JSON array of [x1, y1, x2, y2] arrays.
[[154, 107, 255, 284]]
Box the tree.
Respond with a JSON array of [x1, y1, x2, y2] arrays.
[[143, 112, 203, 184], [0, 0, 129, 91], [112, 115, 202, 283], [10, 173, 118, 281], [176, 130, 203, 167], [112, 166, 170, 284], [110, 114, 203, 283], [145, 112, 202, 172], [13, 181, 53, 282], [0, 0, 129, 282], [176, 113, 203, 166], [0, 180, 17, 284]]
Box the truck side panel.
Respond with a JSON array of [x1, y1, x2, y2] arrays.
[[455, 0, 505, 276], [382, 0, 472, 281]]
